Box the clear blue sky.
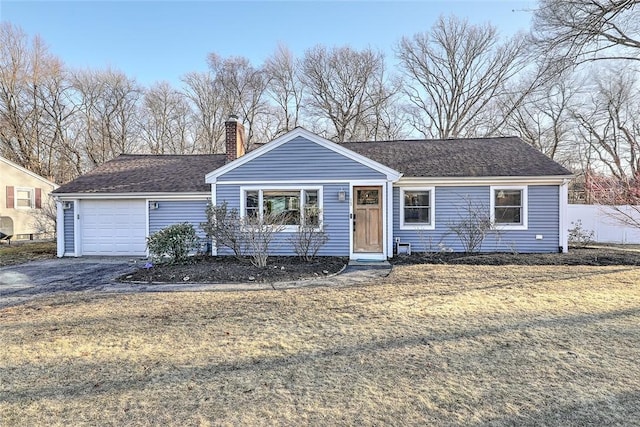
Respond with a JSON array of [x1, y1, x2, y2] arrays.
[[1, 1, 536, 86]]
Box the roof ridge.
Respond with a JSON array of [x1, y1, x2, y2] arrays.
[[344, 136, 521, 144], [118, 153, 226, 157]]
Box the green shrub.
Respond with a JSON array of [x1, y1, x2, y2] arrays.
[[147, 223, 199, 264]]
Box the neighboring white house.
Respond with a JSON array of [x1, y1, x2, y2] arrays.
[[0, 156, 58, 241]]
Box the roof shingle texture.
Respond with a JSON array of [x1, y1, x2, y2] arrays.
[[53, 137, 571, 194], [53, 154, 226, 194], [342, 136, 572, 177]]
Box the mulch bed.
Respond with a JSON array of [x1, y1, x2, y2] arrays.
[[391, 247, 640, 266], [122, 256, 348, 284], [120, 247, 640, 284]]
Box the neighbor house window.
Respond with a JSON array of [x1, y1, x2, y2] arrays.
[[15, 188, 34, 209], [241, 187, 322, 230], [491, 186, 528, 229], [400, 187, 435, 229]]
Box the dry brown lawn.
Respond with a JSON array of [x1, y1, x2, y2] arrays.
[[0, 240, 56, 267], [1, 264, 640, 426]]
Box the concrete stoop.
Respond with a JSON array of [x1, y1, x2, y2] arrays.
[[347, 260, 391, 267], [341, 260, 392, 283]]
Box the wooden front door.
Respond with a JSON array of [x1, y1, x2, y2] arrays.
[[353, 186, 383, 253]]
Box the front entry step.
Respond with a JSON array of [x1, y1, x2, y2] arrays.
[[348, 260, 391, 267], [341, 260, 392, 282]]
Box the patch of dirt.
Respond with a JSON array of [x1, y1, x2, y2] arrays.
[[122, 256, 348, 284], [391, 247, 640, 266]]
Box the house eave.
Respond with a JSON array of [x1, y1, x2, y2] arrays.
[[51, 191, 210, 200], [0, 156, 59, 188], [396, 175, 575, 186]]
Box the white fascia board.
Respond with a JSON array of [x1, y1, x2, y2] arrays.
[[215, 178, 398, 186], [56, 200, 65, 257], [51, 192, 210, 200], [396, 175, 574, 186], [205, 127, 402, 183], [0, 156, 59, 188]]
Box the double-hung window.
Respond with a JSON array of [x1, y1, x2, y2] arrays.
[[15, 188, 34, 209], [241, 187, 322, 230], [491, 186, 527, 229], [400, 187, 435, 229]]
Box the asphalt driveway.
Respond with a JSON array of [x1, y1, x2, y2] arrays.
[[0, 258, 137, 308], [0, 258, 392, 309]]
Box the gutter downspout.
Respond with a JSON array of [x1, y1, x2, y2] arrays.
[[55, 198, 64, 257], [559, 179, 570, 253]]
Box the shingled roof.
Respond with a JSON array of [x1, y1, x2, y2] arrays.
[[342, 136, 572, 178], [53, 154, 226, 194], [54, 136, 571, 195]]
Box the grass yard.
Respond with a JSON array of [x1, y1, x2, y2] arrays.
[[1, 264, 640, 426], [0, 240, 56, 267]]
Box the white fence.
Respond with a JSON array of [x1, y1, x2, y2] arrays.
[[568, 204, 640, 244]]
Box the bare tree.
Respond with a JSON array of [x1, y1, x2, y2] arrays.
[[207, 54, 269, 148], [532, 0, 640, 65], [201, 202, 245, 259], [140, 81, 194, 154], [288, 207, 328, 261], [182, 71, 227, 154], [569, 67, 640, 228], [35, 63, 84, 183], [300, 45, 396, 142], [29, 196, 57, 238], [264, 44, 304, 137], [501, 74, 581, 165], [72, 68, 142, 166], [396, 15, 535, 138], [532, 1, 640, 206], [572, 69, 640, 182], [447, 196, 495, 253], [0, 23, 80, 182], [365, 96, 410, 141]]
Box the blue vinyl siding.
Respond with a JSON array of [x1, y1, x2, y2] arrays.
[[217, 136, 386, 182], [394, 185, 560, 253], [148, 200, 210, 238], [63, 203, 74, 254], [215, 183, 350, 256]]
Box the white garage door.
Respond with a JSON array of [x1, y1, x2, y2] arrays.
[[81, 200, 147, 256]]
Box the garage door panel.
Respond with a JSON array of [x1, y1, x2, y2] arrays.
[[81, 200, 147, 256]]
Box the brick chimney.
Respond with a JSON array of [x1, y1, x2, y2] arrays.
[[225, 114, 246, 163]]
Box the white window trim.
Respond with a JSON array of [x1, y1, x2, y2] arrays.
[[490, 185, 528, 230], [239, 185, 324, 232], [15, 187, 34, 209], [399, 187, 435, 230]]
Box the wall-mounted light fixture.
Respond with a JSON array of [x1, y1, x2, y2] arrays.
[[149, 201, 159, 210], [62, 201, 72, 210], [338, 189, 346, 202]]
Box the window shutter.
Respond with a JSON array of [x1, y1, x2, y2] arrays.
[[35, 188, 42, 209], [6, 186, 14, 208]]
